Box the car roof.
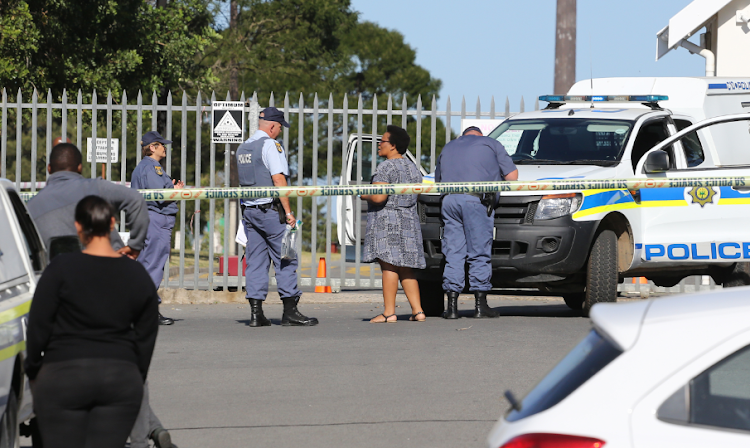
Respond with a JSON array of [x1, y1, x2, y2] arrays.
[[590, 287, 750, 351], [507, 107, 660, 121]]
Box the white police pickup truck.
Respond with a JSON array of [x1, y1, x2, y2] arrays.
[[340, 77, 750, 316], [0, 179, 46, 445]]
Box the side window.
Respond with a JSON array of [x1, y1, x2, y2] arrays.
[[631, 119, 672, 172], [658, 344, 750, 432], [7, 191, 47, 273], [690, 344, 750, 431], [349, 140, 374, 184], [674, 119, 706, 168]]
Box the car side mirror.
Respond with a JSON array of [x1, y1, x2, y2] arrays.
[[644, 150, 670, 174]]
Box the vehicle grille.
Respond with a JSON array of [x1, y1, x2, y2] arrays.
[[494, 197, 540, 225]]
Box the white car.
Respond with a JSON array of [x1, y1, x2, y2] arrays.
[[487, 289, 750, 448]]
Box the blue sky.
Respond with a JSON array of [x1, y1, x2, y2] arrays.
[[348, 0, 705, 111]]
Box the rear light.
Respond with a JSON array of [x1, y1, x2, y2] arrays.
[[499, 433, 605, 448]]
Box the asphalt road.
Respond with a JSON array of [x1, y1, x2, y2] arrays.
[[140, 295, 594, 448]]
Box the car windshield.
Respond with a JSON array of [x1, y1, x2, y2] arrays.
[[488, 118, 633, 166], [506, 329, 622, 422]]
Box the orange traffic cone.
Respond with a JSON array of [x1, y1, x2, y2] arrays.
[[314, 257, 332, 293], [632, 277, 648, 284]]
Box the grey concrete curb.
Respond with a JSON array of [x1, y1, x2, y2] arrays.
[[159, 288, 581, 305]]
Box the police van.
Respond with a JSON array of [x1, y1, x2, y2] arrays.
[[0, 179, 46, 445], [339, 77, 750, 316]]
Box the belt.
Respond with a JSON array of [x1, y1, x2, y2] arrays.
[[465, 193, 483, 198], [243, 203, 274, 210]]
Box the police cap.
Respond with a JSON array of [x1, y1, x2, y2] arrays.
[[141, 131, 172, 146], [260, 107, 290, 128]]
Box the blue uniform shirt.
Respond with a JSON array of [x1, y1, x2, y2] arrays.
[[243, 130, 290, 206], [435, 135, 516, 183], [131, 156, 178, 215]]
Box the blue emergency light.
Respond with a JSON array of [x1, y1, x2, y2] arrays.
[[539, 95, 669, 103]]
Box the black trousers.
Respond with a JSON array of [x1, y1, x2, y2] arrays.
[[32, 358, 143, 448]]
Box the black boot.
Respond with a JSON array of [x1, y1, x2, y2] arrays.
[[443, 291, 460, 319], [281, 297, 319, 326], [248, 299, 271, 327], [473, 291, 499, 318], [158, 312, 174, 326]]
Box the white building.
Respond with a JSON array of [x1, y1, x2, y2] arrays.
[[657, 0, 750, 76]]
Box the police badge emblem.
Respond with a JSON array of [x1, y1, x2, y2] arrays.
[[275, 142, 283, 153], [687, 186, 716, 207], [155, 166, 163, 176]]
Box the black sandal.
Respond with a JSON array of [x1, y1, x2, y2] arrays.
[[409, 311, 426, 322], [371, 313, 396, 323]]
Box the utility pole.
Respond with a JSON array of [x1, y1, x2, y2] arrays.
[[554, 0, 576, 94]]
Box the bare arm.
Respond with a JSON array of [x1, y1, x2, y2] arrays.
[[272, 173, 296, 226], [360, 182, 388, 205], [504, 169, 519, 181]]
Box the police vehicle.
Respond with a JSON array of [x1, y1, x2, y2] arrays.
[[339, 77, 750, 315], [0, 179, 46, 445]]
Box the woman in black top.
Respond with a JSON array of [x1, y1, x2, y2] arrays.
[[25, 195, 159, 448]]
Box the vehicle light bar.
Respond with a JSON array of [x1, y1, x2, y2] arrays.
[[539, 95, 669, 103]]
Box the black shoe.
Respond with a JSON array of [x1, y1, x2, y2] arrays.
[[443, 291, 460, 319], [248, 299, 272, 327], [150, 427, 176, 448], [281, 297, 319, 326], [158, 312, 174, 325], [473, 291, 499, 318]]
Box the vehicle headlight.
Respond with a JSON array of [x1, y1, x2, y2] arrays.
[[534, 193, 582, 220]]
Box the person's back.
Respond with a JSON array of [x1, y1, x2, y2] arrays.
[[25, 195, 158, 448], [26, 143, 148, 258], [436, 135, 505, 183], [27, 252, 158, 375]]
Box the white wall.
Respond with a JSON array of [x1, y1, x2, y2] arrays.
[[716, 0, 750, 76]]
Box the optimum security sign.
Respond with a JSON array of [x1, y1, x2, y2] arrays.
[[212, 101, 245, 144]]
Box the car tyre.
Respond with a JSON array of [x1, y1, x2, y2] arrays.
[[418, 280, 445, 317], [0, 388, 19, 448], [722, 262, 750, 288], [562, 293, 585, 310], [584, 229, 618, 316]]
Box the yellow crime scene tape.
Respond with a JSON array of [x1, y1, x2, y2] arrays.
[[18, 175, 748, 202]]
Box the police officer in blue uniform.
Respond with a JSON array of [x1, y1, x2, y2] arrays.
[[434, 126, 518, 319], [131, 131, 184, 326], [238, 107, 318, 327]]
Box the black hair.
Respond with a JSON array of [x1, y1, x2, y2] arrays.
[[74, 195, 115, 244], [386, 125, 411, 155], [49, 143, 82, 173]]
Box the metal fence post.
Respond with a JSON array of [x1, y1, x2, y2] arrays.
[[15, 89, 21, 189], [193, 90, 202, 289], [1, 89, 6, 179], [45, 89, 52, 180], [31, 89, 37, 191], [91, 90, 97, 179]]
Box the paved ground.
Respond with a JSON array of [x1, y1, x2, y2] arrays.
[[139, 294, 595, 448]]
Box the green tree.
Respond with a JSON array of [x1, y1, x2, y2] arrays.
[[1, 0, 220, 99]]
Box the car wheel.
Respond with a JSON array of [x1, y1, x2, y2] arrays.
[[722, 262, 750, 288], [418, 280, 445, 317], [584, 229, 618, 316], [0, 389, 19, 448], [562, 292, 585, 310]]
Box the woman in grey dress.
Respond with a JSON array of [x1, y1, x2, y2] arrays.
[[362, 125, 426, 323]]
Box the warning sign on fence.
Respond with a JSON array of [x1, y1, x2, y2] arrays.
[[212, 101, 245, 143], [86, 138, 119, 163]]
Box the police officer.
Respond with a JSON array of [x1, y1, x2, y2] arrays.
[[238, 107, 318, 327], [131, 131, 184, 326], [434, 126, 518, 319]]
